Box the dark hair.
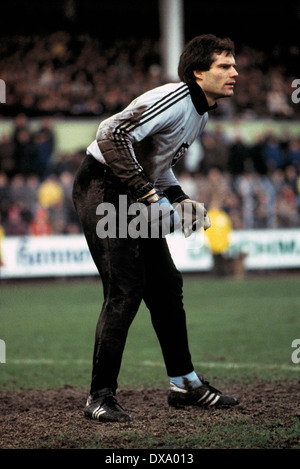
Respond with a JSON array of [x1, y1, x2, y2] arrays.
[[178, 34, 235, 83]]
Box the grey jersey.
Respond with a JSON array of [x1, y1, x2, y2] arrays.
[[87, 81, 215, 195]]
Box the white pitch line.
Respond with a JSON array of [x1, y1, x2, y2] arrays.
[[6, 359, 90, 365], [3, 358, 299, 371], [142, 360, 299, 372]]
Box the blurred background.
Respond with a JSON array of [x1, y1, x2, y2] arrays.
[[0, 0, 300, 278]]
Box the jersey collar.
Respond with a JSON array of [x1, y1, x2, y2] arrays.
[[187, 80, 217, 115]]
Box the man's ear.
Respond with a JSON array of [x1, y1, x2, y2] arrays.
[[193, 70, 203, 80]]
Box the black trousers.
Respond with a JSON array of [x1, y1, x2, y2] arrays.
[[72, 155, 194, 395]]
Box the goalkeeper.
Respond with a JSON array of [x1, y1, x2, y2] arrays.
[[73, 34, 239, 422]]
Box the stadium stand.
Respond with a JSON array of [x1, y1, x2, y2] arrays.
[[0, 33, 299, 235]]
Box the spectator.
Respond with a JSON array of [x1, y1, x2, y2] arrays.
[[286, 139, 300, 169], [249, 135, 268, 175], [0, 133, 15, 176], [276, 185, 300, 228], [37, 174, 64, 208], [3, 205, 28, 236], [23, 174, 40, 215], [0, 173, 11, 220], [9, 174, 27, 205], [33, 118, 55, 179], [262, 135, 284, 171], [13, 127, 37, 175], [201, 129, 229, 172], [228, 136, 248, 175], [266, 84, 294, 119], [205, 199, 233, 277], [234, 173, 255, 229], [29, 206, 52, 236]]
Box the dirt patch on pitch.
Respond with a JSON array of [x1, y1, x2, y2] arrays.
[[1, 381, 299, 449]]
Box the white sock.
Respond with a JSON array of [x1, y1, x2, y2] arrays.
[[170, 371, 202, 389]]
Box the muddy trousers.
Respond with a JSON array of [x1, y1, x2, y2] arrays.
[[72, 155, 194, 396]]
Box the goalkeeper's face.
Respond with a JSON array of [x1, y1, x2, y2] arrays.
[[194, 51, 238, 106]]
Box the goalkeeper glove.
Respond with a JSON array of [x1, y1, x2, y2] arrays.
[[175, 199, 211, 238]]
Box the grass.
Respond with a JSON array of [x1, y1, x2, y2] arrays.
[[0, 275, 299, 390], [108, 418, 300, 450], [1, 274, 299, 450]]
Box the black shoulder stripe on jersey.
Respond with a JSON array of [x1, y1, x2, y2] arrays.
[[115, 84, 189, 135], [131, 90, 190, 131], [134, 83, 188, 121], [121, 86, 188, 133]]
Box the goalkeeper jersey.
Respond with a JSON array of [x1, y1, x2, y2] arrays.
[[87, 80, 216, 196]]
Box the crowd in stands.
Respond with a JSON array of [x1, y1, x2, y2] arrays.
[[0, 32, 163, 118], [0, 31, 299, 119], [0, 32, 300, 237], [0, 114, 299, 237]]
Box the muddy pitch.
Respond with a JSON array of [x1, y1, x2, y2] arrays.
[[1, 381, 299, 449]]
